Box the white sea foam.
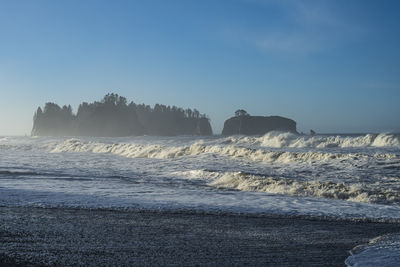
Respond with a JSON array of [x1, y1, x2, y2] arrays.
[[346, 233, 400, 266], [372, 133, 400, 147], [1, 135, 400, 223], [50, 138, 397, 164], [173, 170, 400, 205], [255, 132, 400, 148]]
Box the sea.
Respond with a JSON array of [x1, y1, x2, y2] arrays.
[[1, 132, 400, 265]]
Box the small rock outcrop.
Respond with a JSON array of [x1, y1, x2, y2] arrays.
[[222, 111, 297, 135]]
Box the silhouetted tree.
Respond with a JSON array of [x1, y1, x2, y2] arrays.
[[235, 109, 249, 117], [32, 93, 212, 136]]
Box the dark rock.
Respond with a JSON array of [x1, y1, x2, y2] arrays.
[[31, 94, 213, 137], [197, 118, 213, 136], [222, 115, 297, 135]]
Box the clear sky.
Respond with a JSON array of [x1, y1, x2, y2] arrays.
[[1, 0, 399, 135]]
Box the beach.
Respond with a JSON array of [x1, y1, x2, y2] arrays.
[[1, 206, 399, 266], [1, 134, 400, 265]]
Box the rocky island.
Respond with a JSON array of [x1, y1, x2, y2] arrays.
[[222, 110, 297, 135], [31, 93, 212, 137]]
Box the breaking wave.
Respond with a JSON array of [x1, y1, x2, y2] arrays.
[[226, 132, 400, 148], [261, 132, 400, 148], [176, 170, 400, 205], [50, 138, 397, 163]]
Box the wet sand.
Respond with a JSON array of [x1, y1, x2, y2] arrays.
[[1, 207, 399, 266]]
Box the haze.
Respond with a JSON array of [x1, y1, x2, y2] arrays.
[[1, 0, 399, 135]]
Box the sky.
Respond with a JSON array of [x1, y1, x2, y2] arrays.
[[0, 0, 399, 135]]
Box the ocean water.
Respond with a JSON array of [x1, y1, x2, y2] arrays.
[[1, 132, 400, 265]]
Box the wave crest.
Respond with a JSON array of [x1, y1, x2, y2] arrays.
[[177, 170, 400, 205], [51, 139, 396, 164], [255, 132, 400, 148]]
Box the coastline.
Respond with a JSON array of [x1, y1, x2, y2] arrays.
[[1, 206, 399, 266]]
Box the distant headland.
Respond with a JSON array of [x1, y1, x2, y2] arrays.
[[31, 94, 212, 137], [222, 110, 297, 135]]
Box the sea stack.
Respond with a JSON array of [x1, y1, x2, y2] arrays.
[[222, 110, 297, 135], [31, 93, 213, 137]]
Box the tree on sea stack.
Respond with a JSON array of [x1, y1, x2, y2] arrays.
[[234, 109, 250, 134], [235, 109, 249, 117]]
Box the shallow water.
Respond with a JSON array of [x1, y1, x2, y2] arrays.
[[1, 132, 400, 265]]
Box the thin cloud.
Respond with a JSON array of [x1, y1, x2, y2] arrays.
[[222, 0, 365, 56], [255, 32, 322, 54]]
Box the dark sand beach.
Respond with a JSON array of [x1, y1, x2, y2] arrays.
[[1, 207, 399, 266]]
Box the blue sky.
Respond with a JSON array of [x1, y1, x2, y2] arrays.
[[1, 0, 399, 135]]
